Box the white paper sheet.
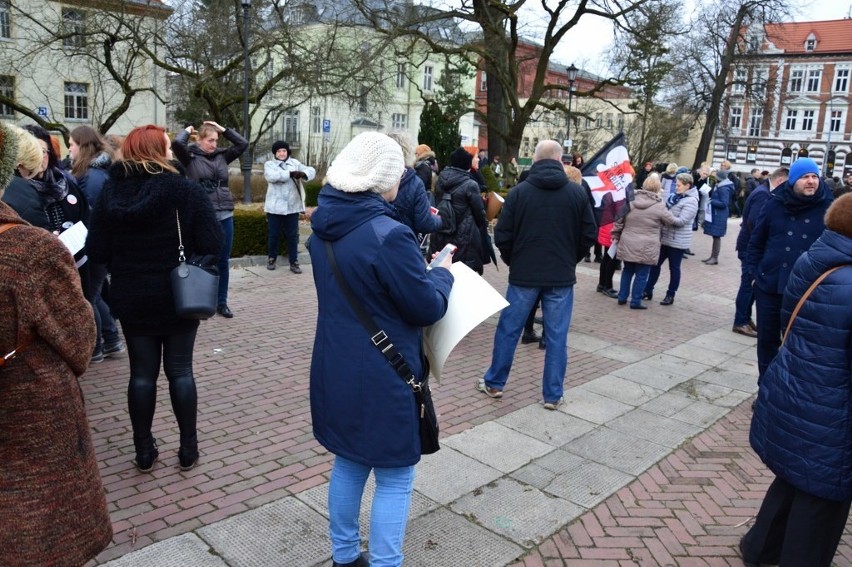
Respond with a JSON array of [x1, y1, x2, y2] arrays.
[[57, 221, 88, 255], [423, 262, 509, 381], [608, 241, 618, 259], [704, 201, 713, 224]]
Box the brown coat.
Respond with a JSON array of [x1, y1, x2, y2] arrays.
[[612, 190, 677, 265], [0, 201, 112, 567]]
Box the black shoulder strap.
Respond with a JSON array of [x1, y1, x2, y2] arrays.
[[323, 239, 422, 392]]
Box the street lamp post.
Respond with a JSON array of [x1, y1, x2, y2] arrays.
[[565, 64, 578, 151], [241, 0, 252, 204]]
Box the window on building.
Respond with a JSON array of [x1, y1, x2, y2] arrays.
[[0, 75, 14, 117], [480, 71, 486, 92], [801, 109, 814, 131], [62, 9, 85, 47], [395, 63, 405, 90], [789, 69, 803, 92], [748, 107, 762, 137], [830, 110, 842, 133], [732, 68, 747, 94], [729, 106, 742, 129], [422, 65, 433, 92], [834, 68, 849, 93], [391, 112, 407, 129], [805, 37, 816, 51], [585, 116, 593, 129], [64, 82, 88, 120], [784, 109, 798, 130], [0, 0, 11, 39], [595, 113, 602, 128], [605, 113, 613, 128], [752, 69, 768, 98], [310, 106, 321, 134], [617, 114, 624, 131], [283, 110, 300, 142], [358, 86, 368, 114], [806, 69, 821, 92]]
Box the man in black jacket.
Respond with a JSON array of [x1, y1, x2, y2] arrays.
[[478, 140, 597, 409]]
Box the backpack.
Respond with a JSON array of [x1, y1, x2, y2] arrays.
[[435, 190, 456, 235]]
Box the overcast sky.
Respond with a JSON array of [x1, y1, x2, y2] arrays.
[[553, 0, 850, 76]]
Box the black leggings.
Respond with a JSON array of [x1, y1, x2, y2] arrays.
[[126, 330, 198, 447]]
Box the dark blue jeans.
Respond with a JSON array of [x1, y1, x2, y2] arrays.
[[618, 261, 651, 307], [645, 245, 684, 297], [267, 213, 299, 265], [734, 258, 755, 326], [754, 286, 783, 380], [218, 217, 233, 306]]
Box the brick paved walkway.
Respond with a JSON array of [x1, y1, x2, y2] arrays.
[[81, 220, 852, 565]]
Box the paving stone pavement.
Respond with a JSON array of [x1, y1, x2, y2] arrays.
[[81, 220, 852, 566]]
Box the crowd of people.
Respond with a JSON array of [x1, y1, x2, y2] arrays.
[[1, 119, 850, 567]]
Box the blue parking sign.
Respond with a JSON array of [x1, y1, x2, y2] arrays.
[[37, 106, 49, 118], [322, 119, 331, 133]]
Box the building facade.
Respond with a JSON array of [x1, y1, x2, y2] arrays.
[[716, 18, 852, 176]]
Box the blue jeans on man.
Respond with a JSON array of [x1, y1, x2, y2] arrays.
[[482, 284, 574, 403], [734, 257, 755, 326], [754, 286, 783, 380], [618, 261, 651, 307]]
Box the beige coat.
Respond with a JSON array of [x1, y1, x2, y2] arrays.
[[612, 190, 677, 265], [0, 202, 112, 567]]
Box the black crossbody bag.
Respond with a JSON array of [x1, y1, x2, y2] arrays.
[[323, 239, 440, 455]]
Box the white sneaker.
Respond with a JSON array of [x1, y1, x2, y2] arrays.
[[476, 378, 503, 398], [543, 397, 564, 410]]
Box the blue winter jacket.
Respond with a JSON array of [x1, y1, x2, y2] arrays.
[[392, 167, 442, 235], [702, 178, 733, 237], [746, 181, 833, 294], [308, 185, 453, 467], [735, 180, 772, 258], [750, 230, 852, 501]]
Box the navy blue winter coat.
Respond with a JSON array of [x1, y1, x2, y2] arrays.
[[735, 180, 772, 259], [308, 185, 453, 467], [750, 229, 852, 501], [746, 181, 833, 294], [392, 167, 442, 235], [702, 178, 733, 237]]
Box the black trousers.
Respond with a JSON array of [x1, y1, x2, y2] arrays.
[[598, 252, 617, 290], [125, 329, 198, 448], [742, 476, 852, 567]]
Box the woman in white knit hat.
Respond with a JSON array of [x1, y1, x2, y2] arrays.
[[307, 132, 455, 567]]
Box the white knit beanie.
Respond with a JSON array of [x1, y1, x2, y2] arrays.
[[326, 132, 404, 194]]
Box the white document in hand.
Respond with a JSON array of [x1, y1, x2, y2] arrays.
[[423, 262, 509, 381], [608, 241, 618, 259], [57, 221, 88, 255]]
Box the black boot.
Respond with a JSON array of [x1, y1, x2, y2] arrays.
[[133, 435, 159, 473], [178, 434, 199, 471], [660, 294, 675, 306], [521, 330, 541, 344], [333, 553, 369, 567]]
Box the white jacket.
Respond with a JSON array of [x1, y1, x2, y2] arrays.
[[263, 158, 316, 215]]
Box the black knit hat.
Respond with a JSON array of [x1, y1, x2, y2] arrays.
[[449, 147, 473, 170], [272, 141, 290, 154]]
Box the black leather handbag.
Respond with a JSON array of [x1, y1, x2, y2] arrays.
[[170, 210, 219, 320], [323, 239, 440, 455]]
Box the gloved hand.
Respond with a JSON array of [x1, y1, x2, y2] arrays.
[[290, 170, 306, 180]]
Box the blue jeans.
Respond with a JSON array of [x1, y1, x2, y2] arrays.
[[618, 261, 651, 306], [328, 456, 415, 567], [645, 246, 684, 297], [734, 258, 755, 326], [754, 286, 783, 380], [483, 284, 574, 403], [267, 212, 300, 264], [218, 217, 233, 306]]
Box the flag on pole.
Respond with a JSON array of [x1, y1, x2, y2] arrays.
[[579, 133, 635, 208]]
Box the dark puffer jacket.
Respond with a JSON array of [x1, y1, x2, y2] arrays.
[[702, 177, 734, 237], [393, 167, 442, 235], [746, 181, 834, 293], [750, 229, 852, 501], [86, 162, 224, 335], [171, 128, 248, 214], [429, 166, 488, 274], [308, 185, 453, 466]]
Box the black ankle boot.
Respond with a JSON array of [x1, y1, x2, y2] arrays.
[[660, 295, 675, 306], [179, 435, 198, 471], [332, 553, 369, 567], [133, 436, 159, 473]]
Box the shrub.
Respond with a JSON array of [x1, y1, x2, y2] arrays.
[[231, 207, 270, 257], [480, 165, 501, 194]]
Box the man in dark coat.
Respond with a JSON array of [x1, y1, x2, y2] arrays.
[[478, 140, 597, 408], [746, 158, 834, 378], [732, 167, 788, 337]]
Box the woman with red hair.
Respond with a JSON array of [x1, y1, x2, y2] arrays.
[[87, 125, 223, 472]]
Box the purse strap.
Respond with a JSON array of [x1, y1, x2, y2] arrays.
[[782, 264, 848, 346], [323, 239, 422, 393], [0, 223, 31, 366], [175, 210, 186, 263]]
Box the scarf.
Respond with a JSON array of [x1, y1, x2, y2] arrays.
[[666, 190, 688, 210], [27, 167, 68, 204]]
